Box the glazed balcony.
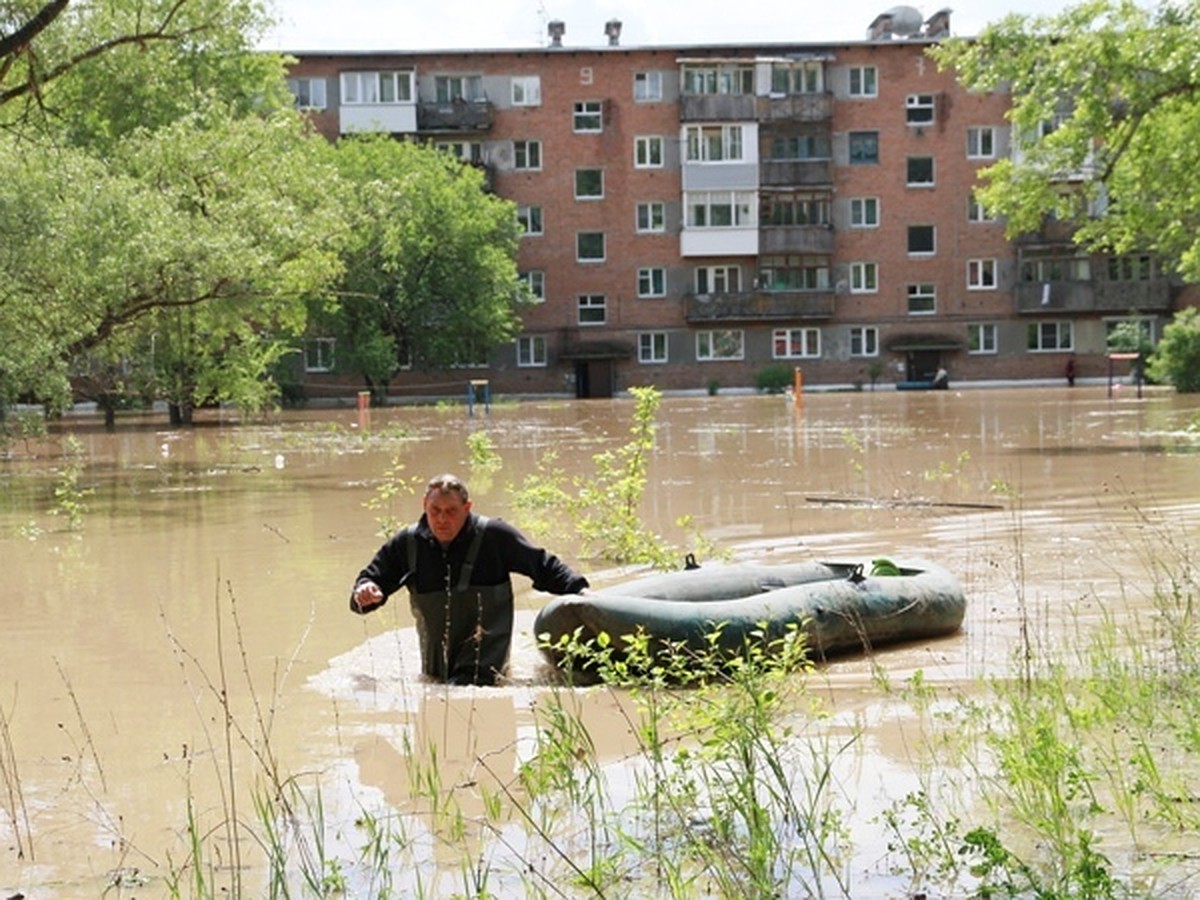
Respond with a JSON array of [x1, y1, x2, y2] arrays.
[[417, 98, 494, 132], [684, 289, 835, 322], [1014, 278, 1172, 314]]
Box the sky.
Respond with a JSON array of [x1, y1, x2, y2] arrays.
[[258, 0, 1081, 53]]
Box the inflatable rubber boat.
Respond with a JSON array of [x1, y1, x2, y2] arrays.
[[534, 558, 966, 673]]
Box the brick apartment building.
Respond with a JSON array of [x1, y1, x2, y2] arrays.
[[283, 7, 1186, 400]]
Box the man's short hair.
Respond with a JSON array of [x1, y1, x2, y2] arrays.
[[425, 473, 469, 501]]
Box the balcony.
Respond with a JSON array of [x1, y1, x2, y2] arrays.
[[760, 159, 832, 187], [1014, 278, 1173, 314], [760, 225, 834, 255], [754, 92, 832, 122], [679, 94, 757, 122], [684, 290, 835, 322], [417, 99, 494, 133]]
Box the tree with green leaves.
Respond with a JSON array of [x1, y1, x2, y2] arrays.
[[931, 0, 1200, 283], [327, 136, 532, 404], [1147, 307, 1200, 392]]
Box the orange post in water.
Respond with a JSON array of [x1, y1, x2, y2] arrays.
[[793, 367, 804, 408]]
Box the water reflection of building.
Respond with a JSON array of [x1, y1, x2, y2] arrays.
[[283, 9, 1197, 402]]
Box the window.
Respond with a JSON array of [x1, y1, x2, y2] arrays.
[[681, 64, 754, 95], [1028, 321, 1073, 351], [517, 336, 547, 367], [967, 126, 996, 159], [762, 191, 830, 226], [770, 61, 823, 94], [435, 75, 483, 102], [850, 262, 878, 293], [684, 124, 744, 162], [573, 100, 603, 132], [849, 66, 877, 98], [968, 195, 996, 223], [850, 197, 879, 227], [577, 232, 605, 262], [341, 71, 412, 104], [759, 255, 830, 291], [969, 323, 998, 354], [636, 202, 666, 233], [686, 192, 755, 228], [286, 77, 326, 110], [514, 140, 542, 170], [769, 133, 832, 160], [511, 76, 541, 106], [908, 225, 935, 255], [635, 136, 664, 167], [968, 258, 997, 289], [304, 338, 335, 372], [1021, 254, 1091, 282], [638, 267, 666, 297], [521, 270, 545, 301], [773, 328, 821, 359], [906, 94, 936, 125], [639, 332, 669, 363], [849, 131, 879, 164], [850, 326, 879, 357], [517, 205, 543, 236], [907, 283, 936, 314], [1108, 254, 1156, 281], [696, 329, 744, 360], [695, 265, 741, 294], [577, 294, 606, 325], [436, 140, 483, 163], [907, 157, 934, 186], [634, 71, 664, 102], [575, 168, 604, 199]]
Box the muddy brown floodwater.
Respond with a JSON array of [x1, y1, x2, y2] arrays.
[[2, 386, 1199, 897]]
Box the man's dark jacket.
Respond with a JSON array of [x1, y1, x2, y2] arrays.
[[351, 512, 588, 684]]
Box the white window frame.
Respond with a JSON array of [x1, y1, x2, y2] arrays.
[[1028, 321, 1074, 352], [287, 77, 326, 110], [576, 232, 606, 262], [696, 329, 745, 361], [516, 335, 548, 367], [511, 76, 541, 106], [638, 331, 669, 363], [635, 135, 664, 168], [686, 191, 756, 229], [849, 262, 878, 293], [695, 265, 741, 294], [848, 66, 878, 98], [435, 75, 484, 102], [577, 294, 607, 326], [967, 126, 997, 159], [435, 140, 484, 164], [514, 140, 542, 171], [340, 71, 412, 104], [968, 196, 996, 223], [850, 326, 879, 357], [304, 337, 335, 372], [575, 168, 604, 199], [773, 328, 821, 359], [908, 225, 936, 256], [573, 100, 603, 133], [636, 202, 666, 233], [907, 283, 936, 315], [684, 124, 744, 162], [637, 267, 666, 298], [968, 258, 997, 289], [906, 93, 936, 125], [969, 322, 998, 354], [517, 205, 543, 236], [850, 197, 879, 228], [634, 71, 664, 102], [521, 270, 545, 301]]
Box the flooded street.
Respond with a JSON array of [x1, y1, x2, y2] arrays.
[[2, 385, 1200, 897]]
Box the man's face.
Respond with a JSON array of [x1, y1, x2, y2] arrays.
[[424, 488, 471, 545]]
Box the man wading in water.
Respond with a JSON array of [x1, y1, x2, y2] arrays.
[[350, 473, 589, 685]]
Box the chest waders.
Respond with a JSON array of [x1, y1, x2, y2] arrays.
[[406, 516, 515, 686]]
